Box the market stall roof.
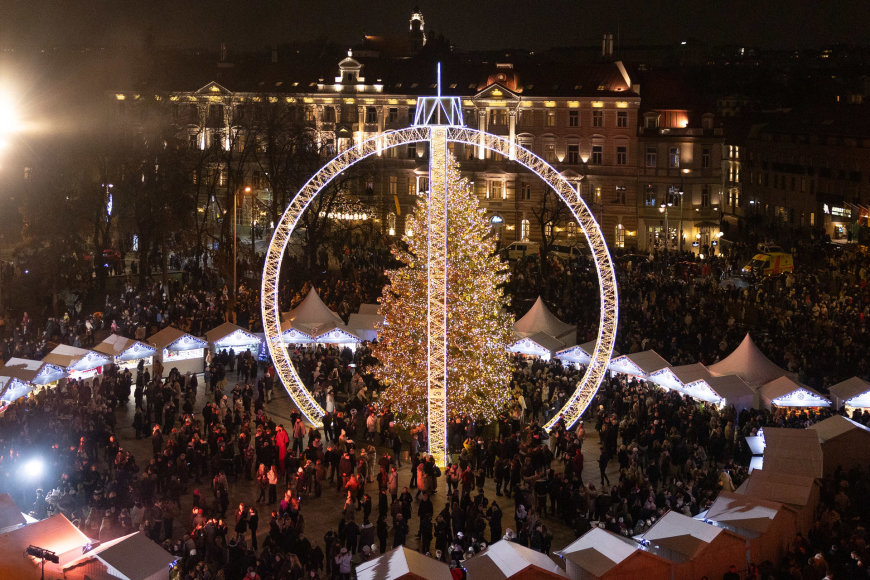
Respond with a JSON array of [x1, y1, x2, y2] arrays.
[[828, 376, 870, 408], [513, 297, 576, 344], [312, 325, 363, 345], [648, 363, 714, 391], [640, 510, 731, 561], [708, 333, 794, 386], [608, 350, 670, 378], [758, 428, 823, 478], [736, 469, 818, 508], [463, 540, 568, 579], [283, 287, 345, 334], [43, 344, 112, 372], [355, 546, 451, 580], [63, 531, 178, 580], [205, 322, 263, 350], [759, 376, 831, 408], [0, 494, 26, 534], [555, 527, 656, 577], [703, 491, 785, 537], [556, 340, 620, 366], [148, 326, 208, 352], [94, 334, 158, 362], [0, 357, 67, 385], [509, 332, 566, 359], [280, 323, 315, 344], [347, 312, 382, 342], [809, 414, 870, 441], [0, 514, 91, 578], [358, 303, 381, 316]]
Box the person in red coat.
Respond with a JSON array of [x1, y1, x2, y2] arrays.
[[275, 425, 290, 474]]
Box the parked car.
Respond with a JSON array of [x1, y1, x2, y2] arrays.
[[502, 241, 540, 261]]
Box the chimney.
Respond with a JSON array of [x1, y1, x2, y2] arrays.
[[602, 34, 608, 57], [607, 33, 614, 57], [220, 42, 228, 62]]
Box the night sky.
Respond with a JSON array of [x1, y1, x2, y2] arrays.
[[2, 0, 868, 52]]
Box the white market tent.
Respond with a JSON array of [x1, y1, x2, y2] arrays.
[[281, 288, 362, 348], [735, 469, 821, 535], [62, 531, 178, 580], [347, 312, 383, 342], [556, 340, 620, 367], [555, 527, 671, 580], [705, 375, 756, 413], [0, 358, 67, 408], [205, 322, 263, 356], [759, 376, 831, 408], [509, 332, 566, 361], [828, 376, 870, 409], [464, 540, 568, 579], [0, 514, 91, 578], [511, 297, 577, 357], [94, 334, 157, 370], [358, 303, 381, 315], [355, 545, 451, 580], [148, 326, 208, 376], [43, 344, 112, 381], [648, 363, 713, 391], [639, 511, 746, 580], [708, 333, 794, 386], [808, 415, 870, 476], [608, 350, 669, 379], [702, 491, 796, 566]]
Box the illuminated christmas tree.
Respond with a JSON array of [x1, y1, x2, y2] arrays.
[[372, 151, 514, 423]]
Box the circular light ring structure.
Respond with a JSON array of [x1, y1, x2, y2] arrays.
[[261, 126, 618, 431]]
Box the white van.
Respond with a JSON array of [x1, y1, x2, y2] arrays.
[[503, 241, 540, 261]]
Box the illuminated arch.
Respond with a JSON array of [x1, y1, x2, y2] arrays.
[[261, 126, 617, 432]]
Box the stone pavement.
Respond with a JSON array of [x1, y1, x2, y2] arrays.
[[114, 375, 621, 564]]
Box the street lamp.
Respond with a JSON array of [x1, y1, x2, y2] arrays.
[[232, 186, 251, 320], [659, 201, 672, 258], [679, 168, 690, 252]]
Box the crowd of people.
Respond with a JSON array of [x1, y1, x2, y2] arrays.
[[2, 236, 870, 579]]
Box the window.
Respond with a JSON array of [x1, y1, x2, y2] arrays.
[[591, 145, 603, 165], [702, 148, 711, 169], [365, 107, 377, 124], [545, 222, 554, 238], [388, 176, 398, 195], [387, 212, 396, 236], [417, 176, 429, 194], [568, 110, 579, 127], [566, 222, 576, 237], [546, 111, 556, 127], [521, 219, 530, 241], [646, 147, 657, 167], [323, 107, 336, 123], [615, 225, 625, 248], [615, 185, 626, 204], [489, 180, 504, 199], [304, 107, 316, 122], [189, 134, 198, 149], [669, 147, 680, 168], [616, 146, 627, 165], [544, 142, 556, 163], [592, 110, 603, 127], [520, 183, 532, 200], [701, 185, 710, 208], [388, 108, 398, 123], [644, 184, 657, 207], [567, 144, 580, 165], [667, 185, 681, 206], [594, 186, 602, 203], [617, 111, 628, 127]]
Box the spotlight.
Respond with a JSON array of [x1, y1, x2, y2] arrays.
[[20, 458, 45, 480]]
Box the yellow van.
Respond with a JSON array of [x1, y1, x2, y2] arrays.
[[742, 252, 794, 276]]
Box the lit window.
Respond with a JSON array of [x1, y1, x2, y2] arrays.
[[521, 219, 530, 241], [644, 184, 657, 207], [615, 225, 625, 248], [545, 222, 554, 238], [669, 147, 680, 168], [566, 222, 576, 237], [387, 212, 396, 236], [546, 111, 556, 127]]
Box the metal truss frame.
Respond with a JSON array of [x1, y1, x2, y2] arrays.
[[261, 125, 617, 437]]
